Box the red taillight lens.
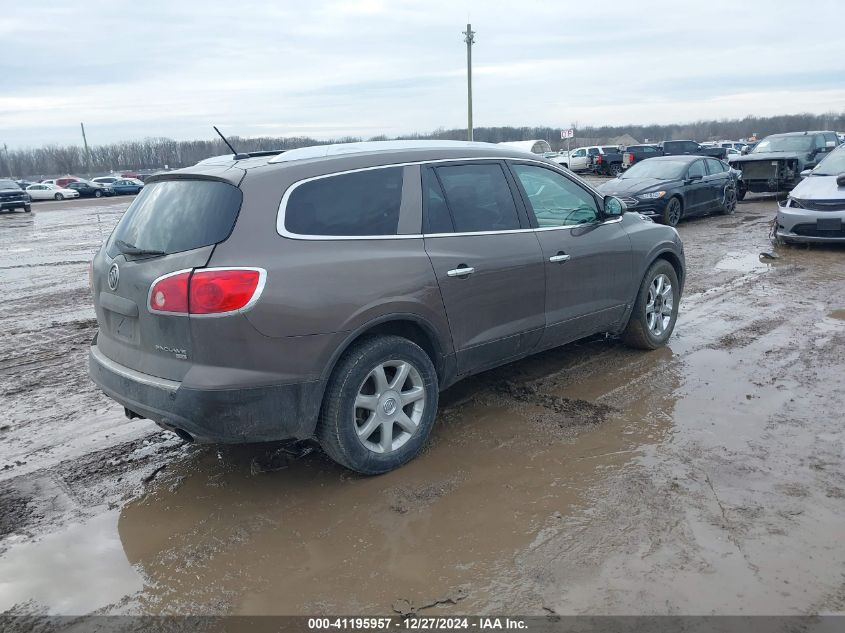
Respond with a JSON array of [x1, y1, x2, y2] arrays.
[[189, 269, 262, 315], [596, 155, 603, 164], [626, 153, 634, 162], [149, 271, 190, 314], [148, 268, 264, 315]]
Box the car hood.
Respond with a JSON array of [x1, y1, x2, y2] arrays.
[[790, 174, 845, 201], [731, 151, 806, 163], [598, 177, 676, 196]]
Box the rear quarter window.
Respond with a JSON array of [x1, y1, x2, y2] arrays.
[[107, 179, 243, 257], [284, 167, 403, 236]]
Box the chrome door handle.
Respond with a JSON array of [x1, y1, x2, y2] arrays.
[[447, 266, 475, 277], [549, 254, 571, 263]]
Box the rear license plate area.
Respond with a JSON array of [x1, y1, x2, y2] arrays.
[[817, 218, 842, 232], [105, 310, 138, 343]]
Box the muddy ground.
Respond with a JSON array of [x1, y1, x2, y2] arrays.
[[1, 183, 844, 617]]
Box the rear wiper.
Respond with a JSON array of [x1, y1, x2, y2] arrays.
[[115, 239, 166, 257]]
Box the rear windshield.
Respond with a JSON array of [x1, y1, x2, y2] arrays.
[[0, 180, 21, 190], [107, 179, 242, 256]]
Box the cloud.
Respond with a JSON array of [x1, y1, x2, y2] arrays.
[[1, 0, 843, 147]]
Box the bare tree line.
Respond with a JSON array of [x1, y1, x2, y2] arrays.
[[3, 111, 843, 179]]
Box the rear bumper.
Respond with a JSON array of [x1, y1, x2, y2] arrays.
[[89, 342, 322, 443]]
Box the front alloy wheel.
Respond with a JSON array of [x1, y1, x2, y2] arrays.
[[623, 259, 680, 350], [661, 197, 682, 226], [721, 186, 737, 214]]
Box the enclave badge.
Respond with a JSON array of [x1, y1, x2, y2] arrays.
[[107, 263, 120, 291]]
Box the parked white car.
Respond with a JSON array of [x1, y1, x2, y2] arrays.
[[25, 183, 80, 201]]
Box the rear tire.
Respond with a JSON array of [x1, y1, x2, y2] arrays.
[[94, 190, 102, 198], [609, 163, 622, 177], [622, 260, 680, 350], [24, 205, 31, 213], [317, 335, 439, 475], [54, 193, 64, 201], [660, 196, 683, 227]]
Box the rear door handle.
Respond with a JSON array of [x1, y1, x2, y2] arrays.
[[549, 254, 571, 263], [447, 266, 475, 277]]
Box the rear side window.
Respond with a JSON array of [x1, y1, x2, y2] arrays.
[[108, 180, 242, 256], [285, 167, 403, 236], [434, 164, 520, 233], [422, 168, 454, 233], [705, 158, 727, 174]]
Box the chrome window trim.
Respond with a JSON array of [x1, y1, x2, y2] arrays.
[[275, 156, 608, 240]]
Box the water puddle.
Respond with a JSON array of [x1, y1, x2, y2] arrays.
[[714, 252, 771, 273], [0, 511, 142, 615]]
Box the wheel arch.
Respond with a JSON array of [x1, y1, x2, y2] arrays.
[[319, 314, 453, 394]]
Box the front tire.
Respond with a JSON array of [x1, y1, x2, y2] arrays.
[[609, 163, 622, 177], [54, 193, 64, 201], [720, 185, 737, 215], [317, 335, 439, 475], [661, 196, 683, 227], [94, 190, 102, 198], [24, 205, 31, 213], [622, 260, 680, 350]]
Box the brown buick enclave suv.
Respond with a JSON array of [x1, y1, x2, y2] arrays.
[[89, 140, 685, 473]]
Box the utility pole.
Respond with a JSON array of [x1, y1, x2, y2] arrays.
[[80, 122, 91, 175], [2, 143, 10, 178], [463, 23, 475, 141]]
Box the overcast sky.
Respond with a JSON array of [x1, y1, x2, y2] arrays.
[[2, 0, 844, 148]]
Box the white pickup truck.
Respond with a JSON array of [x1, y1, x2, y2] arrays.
[[552, 146, 619, 172]]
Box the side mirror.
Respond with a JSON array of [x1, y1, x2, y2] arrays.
[[604, 196, 625, 217], [837, 173, 845, 188], [686, 173, 703, 183], [800, 169, 812, 178]]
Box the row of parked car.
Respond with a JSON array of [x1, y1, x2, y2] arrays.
[[0, 175, 145, 210], [584, 131, 845, 244]]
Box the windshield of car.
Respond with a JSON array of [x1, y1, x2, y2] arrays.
[[620, 160, 687, 180], [753, 136, 814, 153], [813, 146, 845, 176], [0, 179, 20, 190]]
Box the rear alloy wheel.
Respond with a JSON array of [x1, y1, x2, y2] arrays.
[[661, 197, 682, 227], [720, 185, 737, 215], [24, 205, 31, 213], [54, 193, 64, 201], [610, 163, 622, 177], [318, 335, 439, 474], [622, 259, 679, 350]]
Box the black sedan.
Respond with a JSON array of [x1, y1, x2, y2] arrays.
[[598, 155, 737, 226], [66, 181, 114, 198]]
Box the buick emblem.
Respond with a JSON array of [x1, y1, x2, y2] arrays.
[[107, 263, 120, 291], [382, 398, 397, 416]]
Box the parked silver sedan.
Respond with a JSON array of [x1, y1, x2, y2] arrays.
[[777, 144, 845, 244]]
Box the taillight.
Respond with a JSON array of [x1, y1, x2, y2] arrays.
[[626, 153, 634, 162], [148, 268, 264, 316], [190, 268, 263, 314], [149, 270, 190, 314], [596, 155, 603, 164]]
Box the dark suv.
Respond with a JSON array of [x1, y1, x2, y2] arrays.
[[89, 141, 685, 474], [0, 179, 31, 213]]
